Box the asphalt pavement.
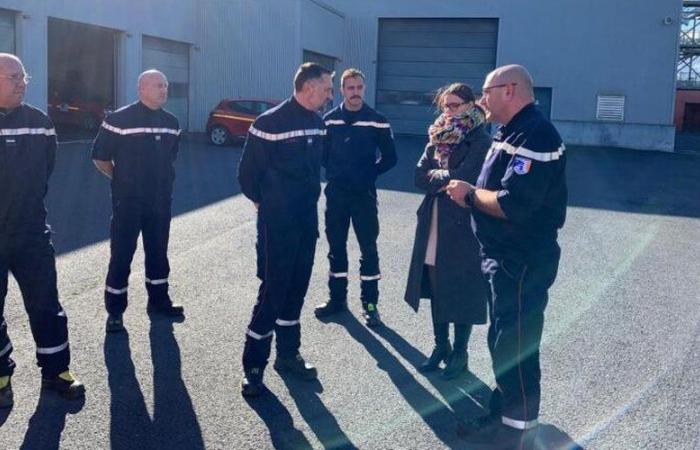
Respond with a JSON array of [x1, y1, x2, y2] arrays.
[[0, 136, 699, 450]]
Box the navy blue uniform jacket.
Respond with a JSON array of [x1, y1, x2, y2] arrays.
[[238, 97, 325, 228]]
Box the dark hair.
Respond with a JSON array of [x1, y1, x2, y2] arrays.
[[294, 62, 334, 92], [433, 83, 476, 110]]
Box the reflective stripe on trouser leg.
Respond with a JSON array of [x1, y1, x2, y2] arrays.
[[242, 220, 315, 370], [106, 198, 141, 315], [483, 255, 558, 423], [143, 204, 172, 306], [0, 317, 16, 377], [276, 226, 316, 359], [325, 183, 351, 303], [353, 189, 380, 305], [12, 231, 70, 377]]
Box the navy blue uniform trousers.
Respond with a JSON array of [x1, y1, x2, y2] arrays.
[[324, 182, 380, 305], [482, 250, 560, 427], [242, 217, 317, 371], [0, 229, 70, 378], [104, 198, 172, 315]]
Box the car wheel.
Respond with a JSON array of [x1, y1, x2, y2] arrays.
[[209, 126, 230, 146]]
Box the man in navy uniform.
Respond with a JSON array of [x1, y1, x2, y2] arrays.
[[0, 53, 85, 407], [238, 63, 333, 397], [314, 68, 397, 327], [92, 69, 184, 333], [447, 64, 567, 449]]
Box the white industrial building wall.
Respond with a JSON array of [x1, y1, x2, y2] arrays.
[[191, 0, 344, 133], [0, 0, 198, 123], [325, 0, 681, 151]]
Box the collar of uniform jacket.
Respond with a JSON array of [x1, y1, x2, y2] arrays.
[[0, 104, 20, 121], [500, 102, 538, 135], [340, 102, 366, 123], [136, 100, 162, 114]]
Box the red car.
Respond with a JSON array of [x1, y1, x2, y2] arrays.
[[48, 94, 112, 131], [206, 98, 278, 146]]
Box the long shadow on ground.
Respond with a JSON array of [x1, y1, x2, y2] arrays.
[[103, 317, 204, 450], [322, 312, 489, 448], [46, 136, 243, 255], [375, 325, 585, 450]]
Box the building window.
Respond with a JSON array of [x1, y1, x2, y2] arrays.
[[596, 95, 625, 122], [0, 9, 16, 54], [302, 50, 336, 73]]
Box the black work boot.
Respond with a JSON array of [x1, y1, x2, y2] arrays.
[[273, 354, 318, 380], [106, 313, 125, 333], [0, 376, 13, 409], [362, 303, 382, 327], [419, 321, 450, 372], [147, 301, 185, 317], [442, 324, 471, 379], [457, 414, 538, 449], [41, 370, 85, 400], [241, 367, 264, 397], [314, 299, 348, 318]]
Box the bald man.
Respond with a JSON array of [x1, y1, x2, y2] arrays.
[[447, 64, 567, 448], [92, 69, 184, 333], [0, 53, 85, 407]]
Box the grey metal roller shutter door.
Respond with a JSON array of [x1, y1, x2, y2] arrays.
[[376, 18, 498, 135], [142, 36, 190, 130], [0, 9, 15, 53]]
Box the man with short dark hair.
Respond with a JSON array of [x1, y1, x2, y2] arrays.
[[447, 64, 567, 449], [0, 53, 85, 407], [238, 62, 333, 396], [92, 69, 184, 333], [314, 68, 397, 326]]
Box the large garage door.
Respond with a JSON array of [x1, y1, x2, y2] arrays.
[[142, 36, 189, 130], [376, 18, 498, 135], [0, 9, 15, 53]]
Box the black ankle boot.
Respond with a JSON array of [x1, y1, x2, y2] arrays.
[[418, 343, 452, 372], [419, 321, 450, 372], [441, 348, 468, 379], [441, 324, 471, 379]]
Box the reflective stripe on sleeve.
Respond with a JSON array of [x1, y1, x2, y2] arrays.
[[36, 340, 69, 355], [101, 122, 181, 136], [246, 329, 274, 340], [248, 125, 326, 142], [0, 127, 57, 136], [328, 271, 348, 278], [145, 278, 168, 285], [325, 119, 345, 126]]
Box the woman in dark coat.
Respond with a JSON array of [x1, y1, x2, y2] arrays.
[[404, 83, 490, 379]]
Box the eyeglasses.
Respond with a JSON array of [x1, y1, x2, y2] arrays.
[[0, 73, 31, 84], [482, 82, 517, 95], [443, 102, 466, 111]]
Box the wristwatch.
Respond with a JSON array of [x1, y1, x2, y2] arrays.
[[465, 187, 476, 208]]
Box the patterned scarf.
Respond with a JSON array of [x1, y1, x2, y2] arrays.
[[428, 106, 486, 159]]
